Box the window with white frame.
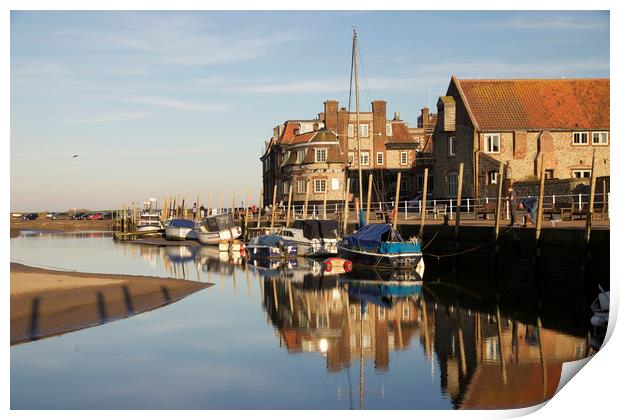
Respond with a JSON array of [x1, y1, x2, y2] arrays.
[[448, 136, 456, 157], [360, 152, 370, 166], [348, 124, 354, 137], [572, 169, 591, 179], [386, 124, 392, 136], [484, 133, 500, 153], [314, 179, 326, 193], [315, 148, 328, 162], [376, 152, 384, 165], [488, 170, 498, 185], [297, 180, 307, 194], [348, 152, 355, 164], [297, 149, 307, 164], [360, 124, 369, 137], [331, 178, 340, 191], [592, 131, 609, 145], [573, 132, 588, 145], [447, 172, 458, 197], [400, 152, 408, 165]]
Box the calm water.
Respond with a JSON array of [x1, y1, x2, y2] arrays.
[[11, 231, 596, 409]]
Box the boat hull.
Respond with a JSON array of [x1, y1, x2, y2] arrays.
[[337, 244, 422, 270], [196, 227, 242, 245], [136, 225, 163, 234], [164, 226, 193, 241]]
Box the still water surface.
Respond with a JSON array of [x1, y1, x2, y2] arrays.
[[11, 231, 593, 409]]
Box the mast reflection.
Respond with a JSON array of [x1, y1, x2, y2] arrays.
[[257, 262, 590, 409]]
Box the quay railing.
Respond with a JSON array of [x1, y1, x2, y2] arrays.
[[243, 191, 610, 224]]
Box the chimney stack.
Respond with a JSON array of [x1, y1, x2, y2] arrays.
[[324, 100, 339, 132]]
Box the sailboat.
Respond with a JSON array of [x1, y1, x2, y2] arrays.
[[336, 30, 423, 271]]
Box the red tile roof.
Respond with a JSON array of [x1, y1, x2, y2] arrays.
[[386, 122, 415, 143], [280, 122, 301, 144], [455, 78, 609, 131], [289, 131, 316, 145]]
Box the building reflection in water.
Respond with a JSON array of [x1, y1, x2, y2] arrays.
[[257, 262, 590, 410], [118, 241, 592, 410]]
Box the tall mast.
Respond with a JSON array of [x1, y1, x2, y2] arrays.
[[353, 30, 363, 208]]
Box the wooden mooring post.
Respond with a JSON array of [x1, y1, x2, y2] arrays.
[[419, 168, 429, 238], [585, 150, 597, 244], [286, 184, 293, 227], [244, 189, 251, 239], [303, 180, 310, 219], [535, 155, 546, 242], [393, 172, 402, 230], [257, 188, 263, 229], [207, 192, 212, 217], [270, 184, 277, 229], [343, 178, 351, 235], [494, 160, 504, 242], [455, 163, 464, 239], [322, 188, 327, 220], [366, 173, 373, 225]]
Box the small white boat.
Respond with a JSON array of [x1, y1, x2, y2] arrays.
[[194, 213, 242, 245], [136, 212, 163, 234], [164, 218, 196, 241]]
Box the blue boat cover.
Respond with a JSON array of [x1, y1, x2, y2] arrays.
[[345, 224, 392, 249], [379, 241, 421, 254], [169, 219, 195, 228], [344, 224, 420, 254]]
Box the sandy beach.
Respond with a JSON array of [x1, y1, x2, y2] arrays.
[[10, 262, 212, 345]]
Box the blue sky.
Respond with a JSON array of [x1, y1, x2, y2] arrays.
[[10, 10, 610, 211]]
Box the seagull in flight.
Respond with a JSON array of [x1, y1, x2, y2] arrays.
[[73, 154, 79, 158]]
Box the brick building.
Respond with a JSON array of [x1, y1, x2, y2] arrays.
[[432, 77, 610, 199], [261, 100, 436, 207]]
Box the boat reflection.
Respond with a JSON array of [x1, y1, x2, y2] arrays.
[[256, 263, 590, 409]]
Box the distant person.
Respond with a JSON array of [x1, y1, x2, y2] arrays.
[[200, 205, 205, 218], [506, 185, 517, 226], [518, 197, 539, 227]]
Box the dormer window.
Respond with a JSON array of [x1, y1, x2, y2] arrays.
[[386, 124, 392, 136], [315, 148, 328, 162]]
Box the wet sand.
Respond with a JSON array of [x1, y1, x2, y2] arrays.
[[10, 219, 112, 238], [10, 263, 212, 345]]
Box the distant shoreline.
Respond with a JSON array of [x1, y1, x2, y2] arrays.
[[10, 262, 212, 345], [10, 219, 113, 238]]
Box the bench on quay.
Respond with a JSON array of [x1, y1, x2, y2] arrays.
[[475, 203, 496, 220]]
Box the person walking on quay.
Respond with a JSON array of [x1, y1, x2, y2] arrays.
[[200, 204, 205, 218], [192, 202, 197, 219], [518, 197, 538, 227], [506, 184, 517, 226]]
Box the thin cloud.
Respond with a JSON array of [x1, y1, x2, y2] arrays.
[[71, 111, 149, 123], [504, 14, 609, 31], [127, 96, 230, 112]]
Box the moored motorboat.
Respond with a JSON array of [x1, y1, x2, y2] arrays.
[[276, 219, 339, 257], [337, 224, 422, 270], [246, 234, 298, 259], [164, 218, 196, 241], [193, 213, 242, 245], [136, 212, 164, 234]]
